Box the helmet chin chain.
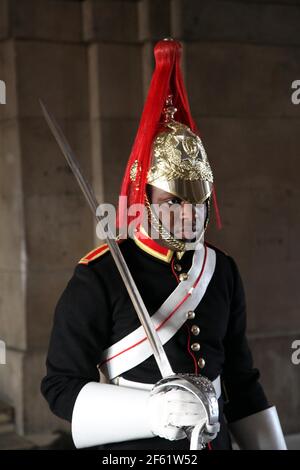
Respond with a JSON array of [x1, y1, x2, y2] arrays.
[[144, 194, 211, 254]]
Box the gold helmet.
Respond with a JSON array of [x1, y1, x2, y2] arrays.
[[147, 96, 214, 205]]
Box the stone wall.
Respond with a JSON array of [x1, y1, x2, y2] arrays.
[[0, 0, 299, 435]]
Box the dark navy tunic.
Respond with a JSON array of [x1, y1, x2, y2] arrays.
[[41, 236, 269, 450]]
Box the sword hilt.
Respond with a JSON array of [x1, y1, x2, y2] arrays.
[[149, 373, 220, 450]]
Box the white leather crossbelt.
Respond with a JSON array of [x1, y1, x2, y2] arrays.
[[100, 245, 217, 381], [112, 375, 222, 399]]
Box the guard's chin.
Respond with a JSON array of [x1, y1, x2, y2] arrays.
[[181, 230, 200, 242], [181, 235, 196, 242], [181, 229, 204, 243]]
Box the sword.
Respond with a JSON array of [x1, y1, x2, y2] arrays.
[[39, 100, 173, 379], [40, 101, 220, 450]]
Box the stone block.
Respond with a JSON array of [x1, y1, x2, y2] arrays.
[[20, 117, 92, 197], [0, 190, 25, 269], [0, 348, 68, 434], [93, 118, 139, 205], [24, 192, 94, 273], [138, 0, 171, 41], [0, 41, 17, 120], [23, 350, 70, 433], [9, 0, 81, 42], [201, 117, 300, 334], [89, 118, 105, 208], [0, 0, 9, 39], [0, 119, 24, 271], [0, 120, 21, 198], [185, 42, 300, 118], [0, 433, 35, 450], [140, 41, 155, 99], [171, 0, 300, 46], [192, 115, 299, 199], [0, 271, 26, 349], [83, 0, 138, 43], [15, 41, 89, 119], [25, 268, 78, 350], [0, 348, 24, 433], [88, 43, 143, 119]]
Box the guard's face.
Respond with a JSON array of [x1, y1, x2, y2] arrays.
[[150, 186, 206, 242]]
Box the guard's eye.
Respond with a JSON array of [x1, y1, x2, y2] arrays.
[[165, 197, 181, 206]]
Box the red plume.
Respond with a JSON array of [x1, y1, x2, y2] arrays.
[[117, 39, 221, 231]]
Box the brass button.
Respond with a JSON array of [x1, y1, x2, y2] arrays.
[[198, 358, 205, 369], [174, 263, 182, 272], [191, 325, 200, 336], [191, 343, 200, 352], [179, 272, 188, 282], [186, 311, 195, 320]]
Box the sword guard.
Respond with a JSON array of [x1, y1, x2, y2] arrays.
[[150, 373, 220, 450]]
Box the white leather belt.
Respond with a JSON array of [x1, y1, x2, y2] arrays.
[[100, 246, 217, 381], [112, 375, 222, 399]]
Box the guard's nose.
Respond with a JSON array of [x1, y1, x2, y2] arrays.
[[180, 201, 195, 220]]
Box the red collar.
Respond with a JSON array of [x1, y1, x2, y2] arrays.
[[133, 225, 173, 263]]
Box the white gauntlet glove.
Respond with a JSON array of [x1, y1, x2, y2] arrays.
[[147, 388, 208, 441], [71, 378, 219, 448]]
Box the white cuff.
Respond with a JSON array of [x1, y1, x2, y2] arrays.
[[71, 382, 153, 448], [229, 406, 287, 450]]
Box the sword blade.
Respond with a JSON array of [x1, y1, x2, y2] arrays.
[[40, 100, 173, 378]]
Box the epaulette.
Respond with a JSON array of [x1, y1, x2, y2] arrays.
[[78, 238, 125, 265], [78, 243, 110, 265], [205, 241, 228, 256]]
